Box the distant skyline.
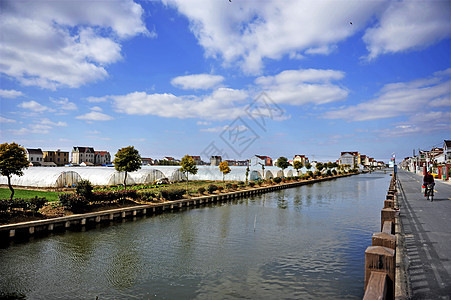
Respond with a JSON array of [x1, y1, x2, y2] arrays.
[[1, 0, 450, 163]]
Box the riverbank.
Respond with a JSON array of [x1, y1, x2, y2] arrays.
[[0, 173, 354, 240]]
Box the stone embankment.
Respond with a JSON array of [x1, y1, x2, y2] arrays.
[[363, 172, 404, 300], [0, 174, 353, 241]]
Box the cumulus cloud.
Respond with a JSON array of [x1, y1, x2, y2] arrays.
[[363, 0, 451, 60], [0, 0, 150, 89], [76, 111, 114, 121], [171, 74, 224, 90], [323, 69, 451, 122], [0, 117, 16, 123], [19, 100, 52, 112], [0, 89, 23, 98], [111, 87, 249, 120], [255, 68, 348, 105], [9, 118, 67, 135], [163, 0, 383, 74], [51, 97, 78, 111]]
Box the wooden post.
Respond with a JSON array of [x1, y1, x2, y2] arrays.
[[81, 218, 86, 225], [9, 229, 15, 238], [29, 226, 35, 234], [48, 224, 54, 231], [381, 208, 396, 231], [109, 214, 114, 220], [363, 272, 388, 300], [121, 212, 126, 218], [95, 216, 101, 223], [384, 199, 394, 209], [372, 232, 396, 250], [65, 221, 71, 228], [365, 246, 395, 298]]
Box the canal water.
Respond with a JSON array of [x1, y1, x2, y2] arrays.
[[0, 172, 390, 299]]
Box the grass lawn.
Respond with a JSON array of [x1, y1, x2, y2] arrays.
[[0, 188, 60, 201]]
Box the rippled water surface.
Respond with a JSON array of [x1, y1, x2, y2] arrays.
[[0, 173, 390, 299]]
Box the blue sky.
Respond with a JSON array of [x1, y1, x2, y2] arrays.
[[0, 0, 450, 163]]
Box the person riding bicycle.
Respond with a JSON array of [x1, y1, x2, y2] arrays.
[[423, 171, 435, 197]]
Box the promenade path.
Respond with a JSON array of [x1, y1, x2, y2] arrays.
[[397, 169, 451, 299]]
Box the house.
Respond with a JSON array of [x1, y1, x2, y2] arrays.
[[360, 155, 369, 167], [443, 140, 451, 163], [339, 152, 358, 168], [293, 155, 309, 166], [43, 149, 69, 166], [141, 158, 154, 165], [26, 148, 43, 166], [71, 146, 95, 164], [210, 156, 222, 166], [163, 156, 175, 161], [190, 155, 203, 165], [95, 151, 111, 165], [250, 155, 272, 166]]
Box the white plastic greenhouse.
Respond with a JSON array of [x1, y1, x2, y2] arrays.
[[0, 165, 311, 188]]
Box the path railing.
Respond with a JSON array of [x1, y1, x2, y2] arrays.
[[363, 172, 398, 300]]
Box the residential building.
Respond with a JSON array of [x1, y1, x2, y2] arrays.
[[190, 155, 203, 165], [210, 156, 222, 166], [95, 151, 111, 165], [293, 155, 309, 166], [250, 155, 272, 166], [141, 158, 154, 165], [43, 149, 69, 166], [339, 152, 358, 168], [71, 146, 95, 164], [360, 155, 369, 167], [26, 148, 43, 166], [444, 140, 451, 163]]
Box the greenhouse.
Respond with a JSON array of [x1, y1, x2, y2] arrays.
[[0, 165, 310, 188]]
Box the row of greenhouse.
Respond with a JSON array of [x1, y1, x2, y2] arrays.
[[0, 166, 307, 188]]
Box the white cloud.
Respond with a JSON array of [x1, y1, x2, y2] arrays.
[[111, 87, 249, 120], [91, 106, 103, 112], [363, 0, 451, 60], [0, 0, 149, 89], [196, 121, 211, 126], [200, 124, 248, 133], [76, 111, 114, 121], [163, 0, 383, 74], [255, 68, 348, 105], [51, 97, 78, 111], [9, 118, 66, 135], [19, 100, 52, 112], [0, 117, 16, 123], [39, 118, 67, 127], [0, 89, 23, 98], [171, 74, 224, 90], [323, 69, 451, 121], [86, 96, 109, 103]]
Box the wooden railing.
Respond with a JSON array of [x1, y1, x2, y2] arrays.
[[363, 172, 398, 300]]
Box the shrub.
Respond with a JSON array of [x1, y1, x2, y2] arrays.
[[0, 197, 46, 213], [231, 183, 238, 189], [198, 187, 206, 194], [326, 170, 332, 177], [225, 183, 232, 189], [76, 180, 93, 199], [256, 180, 263, 186], [159, 189, 185, 201], [332, 170, 337, 175], [218, 186, 224, 191], [59, 193, 89, 213], [307, 171, 313, 178], [249, 182, 255, 187], [138, 191, 156, 202], [207, 184, 218, 194], [27, 197, 47, 213], [314, 171, 321, 178], [238, 181, 245, 186], [273, 177, 282, 184]]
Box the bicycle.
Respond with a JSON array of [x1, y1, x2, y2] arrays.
[[424, 183, 434, 202]]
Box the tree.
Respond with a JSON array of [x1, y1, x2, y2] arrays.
[[293, 160, 303, 176], [305, 162, 312, 171], [276, 157, 290, 177], [113, 146, 141, 190], [245, 164, 250, 183], [0, 142, 29, 200], [316, 162, 324, 173], [219, 161, 231, 185], [180, 155, 198, 193]]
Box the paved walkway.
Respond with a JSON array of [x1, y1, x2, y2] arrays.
[[397, 169, 451, 299]]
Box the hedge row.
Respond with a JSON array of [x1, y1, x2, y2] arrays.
[[59, 190, 139, 213], [0, 197, 47, 213]]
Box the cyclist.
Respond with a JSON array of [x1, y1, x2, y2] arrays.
[[423, 170, 435, 197]]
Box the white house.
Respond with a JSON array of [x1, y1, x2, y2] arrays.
[[95, 151, 111, 165], [71, 146, 95, 164], [26, 148, 43, 166], [339, 152, 357, 168], [444, 140, 451, 163]]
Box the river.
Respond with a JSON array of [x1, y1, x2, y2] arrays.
[[0, 172, 390, 299]]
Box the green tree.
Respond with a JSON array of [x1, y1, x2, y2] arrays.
[[0, 142, 29, 200], [316, 162, 324, 173], [293, 160, 303, 176], [276, 156, 290, 177], [305, 162, 312, 171], [219, 161, 231, 185], [180, 155, 198, 193], [113, 146, 142, 190], [245, 164, 250, 183]]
